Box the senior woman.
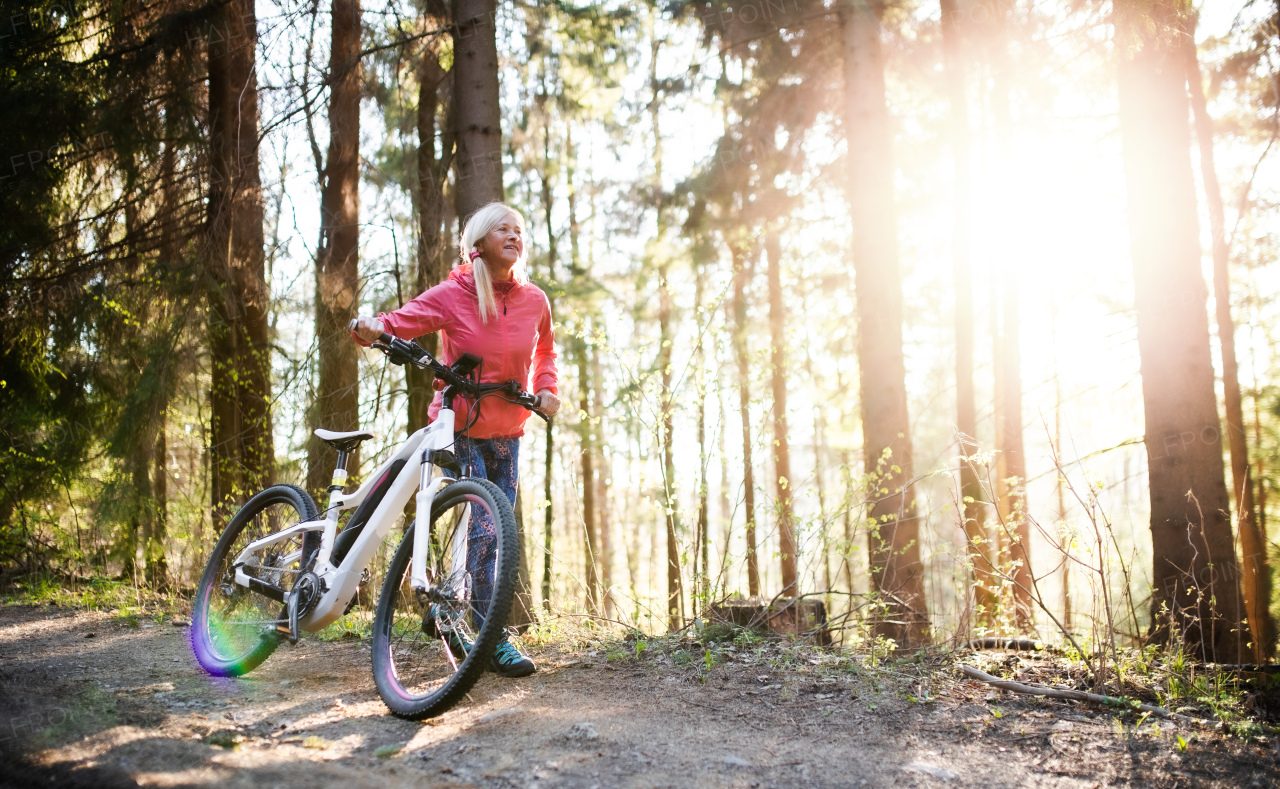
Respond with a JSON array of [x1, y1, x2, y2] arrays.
[[352, 202, 560, 678]]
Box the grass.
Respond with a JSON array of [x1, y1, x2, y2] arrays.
[[582, 619, 1278, 744], [3, 575, 191, 627], [205, 730, 243, 749], [314, 610, 374, 642]]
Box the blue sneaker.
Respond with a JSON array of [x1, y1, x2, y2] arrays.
[[444, 629, 473, 661], [490, 638, 536, 678]]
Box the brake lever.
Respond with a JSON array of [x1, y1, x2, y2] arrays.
[[371, 341, 411, 366], [514, 390, 551, 422]]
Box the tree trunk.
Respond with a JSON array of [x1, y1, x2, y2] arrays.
[[841, 448, 854, 592], [577, 340, 600, 614], [802, 282, 830, 606], [649, 34, 683, 629], [766, 228, 797, 597], [840, 0, 929, 647], [1053, 299, 1071, 633], [208, 0, 272, 529], [307, 0, 363, 498], [148, 92, 178, 590], [982, 0, 1032, 630], [1255, 390, 1268, 612], [451, 0, 502, 219], [731, 243, 760, 598], [623, 424, 641, 616], [1115, 0, 1246, 662], [994, 270, 1032, 630], [1183, 20, 1275, 662], [407, 37, 452, 434], [125, 438, 152, 579], [694, 271, 710, 617], [658, 256, 683, 627], [940, 0, 997, 627], [147, 414, 170, 588], [592, 341, 614, 618], [507, 485, 535, 630], [716, 338, 733, 594], [539, 118, 556, 613]]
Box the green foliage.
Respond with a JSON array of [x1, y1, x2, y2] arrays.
[[315, 611, 374, 642], [0, 0, 209, 581], [205, 730, 243, 750]]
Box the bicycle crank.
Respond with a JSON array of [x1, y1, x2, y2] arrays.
[[278, 571, 323, 644]]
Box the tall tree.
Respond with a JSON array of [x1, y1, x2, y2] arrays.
[[730, 241, 761, 598], [766, 226, 797, 597], [208, 0, 273, 529], [564, 127, 602, 614], [452, 0, 503, 219], [534, 64, 558, 616], [691, 235, 712, 616], [150, 417, 168, 587], [1183, 19, 1275, 661], [307, 0, 364, 497], [984, 0, 1032, 631], [408, 24, 455, 434], [1051, 296, 1071, 633], [994, 269, 1032, 629], [940, 0, 996, 627], [577, 338, 601, 613], [840, 0, 929, 647], [647, 21, 684, 629], [1115, 0, 1245, 661], [592, 342, 615, 617]]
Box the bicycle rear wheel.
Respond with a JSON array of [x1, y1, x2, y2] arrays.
[[371, 477, 518, 720], [191, 484, 319, 677]]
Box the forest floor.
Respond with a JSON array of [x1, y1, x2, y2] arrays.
[[1, 601, 1277, 789]]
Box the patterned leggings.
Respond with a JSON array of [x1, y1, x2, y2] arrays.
[[447, 435, 519, 624]]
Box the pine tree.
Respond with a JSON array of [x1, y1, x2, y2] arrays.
[[1116, 0, 1246, 661], [308, 0, 364, 496], [840, 0, 929, 647]]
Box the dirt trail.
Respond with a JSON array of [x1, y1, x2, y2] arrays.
[[0, 603, 1275, 788]]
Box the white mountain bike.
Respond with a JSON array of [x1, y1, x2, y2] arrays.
[[190, 329, 547, 719]]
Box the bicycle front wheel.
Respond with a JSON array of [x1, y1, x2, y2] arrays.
[[191, 484, 319, 677], [371, 477, 518, 720]]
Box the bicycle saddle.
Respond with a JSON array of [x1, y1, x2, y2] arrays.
[[314, 429, 376, 451]]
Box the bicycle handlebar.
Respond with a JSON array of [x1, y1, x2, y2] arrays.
[[349, 320, 550, 422]]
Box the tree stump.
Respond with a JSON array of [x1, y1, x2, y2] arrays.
[[707, 598, 831, 645]]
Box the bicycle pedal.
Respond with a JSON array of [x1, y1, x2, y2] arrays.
[[286, 595, 301, 644]]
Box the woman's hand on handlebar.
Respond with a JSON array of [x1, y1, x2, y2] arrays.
[[535, 389, 561, 417], [352, 316, 385, 343]]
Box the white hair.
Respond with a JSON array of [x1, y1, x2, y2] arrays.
[[458, 202, 529, 323]]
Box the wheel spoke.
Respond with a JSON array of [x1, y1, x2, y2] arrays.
[[373, 482, 509, 714], [194, 494, 310, 670]]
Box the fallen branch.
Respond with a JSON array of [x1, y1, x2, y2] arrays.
[[959, 665, 1205, 725], [964, 637, 1060, 653], [1190, 663, 1280, 674]]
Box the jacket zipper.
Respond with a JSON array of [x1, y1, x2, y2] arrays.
[[503, 294, 507, 315]]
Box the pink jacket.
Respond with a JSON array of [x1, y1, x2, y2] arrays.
[[357, 264, 558, 439]]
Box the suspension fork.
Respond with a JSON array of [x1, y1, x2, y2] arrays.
[[410, 457, 452, 591]]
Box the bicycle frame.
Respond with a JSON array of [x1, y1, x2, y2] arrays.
[[229, 407, 462, 632]]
